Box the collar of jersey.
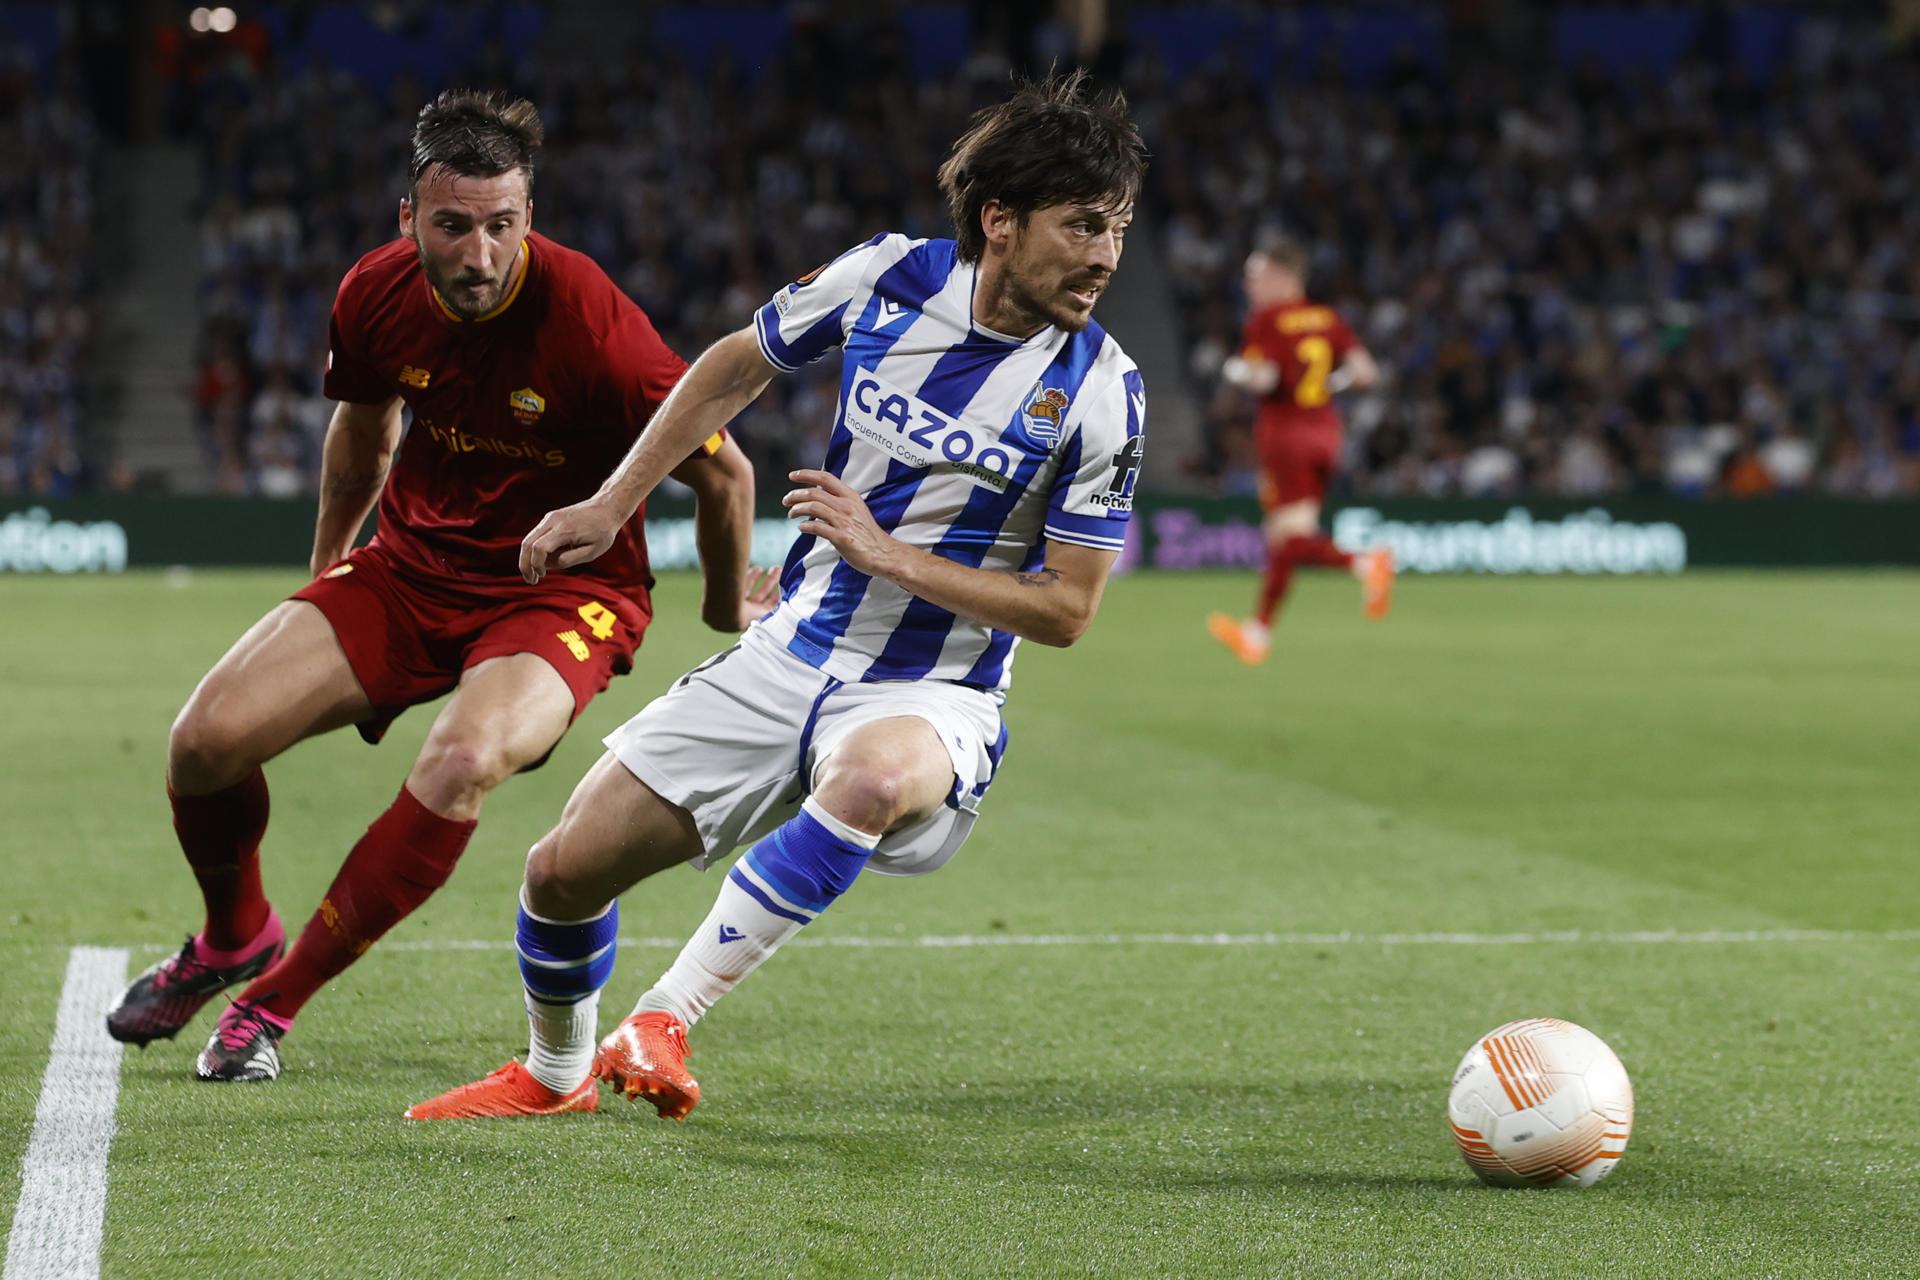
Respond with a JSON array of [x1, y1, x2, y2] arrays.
[[970, 316, 1035, 344], [431, 240, 531, 324]]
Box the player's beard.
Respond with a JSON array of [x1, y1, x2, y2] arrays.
[[414, 239, 505, 320], [1006, 256, 1106, 335]]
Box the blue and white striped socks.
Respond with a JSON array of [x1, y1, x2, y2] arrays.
[[636, 797, 880, 1027], [516, 894, 618, 1094]]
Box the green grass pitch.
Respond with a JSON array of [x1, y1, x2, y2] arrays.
[[1, 566, 1915, 1278]]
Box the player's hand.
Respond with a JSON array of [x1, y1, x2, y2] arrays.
[[783, 470, 898, 577], [727, 565, 782, 630], [520, 496, 626, 584], [1222, 355, 1279, 395]]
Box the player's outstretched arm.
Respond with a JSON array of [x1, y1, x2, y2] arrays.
[[521, 327, 778, 584], [1328, 346, 1380, 394], [784, 469, 1117, 647], [667, 432, 767, 630], [1221, 353, 1280, 395], [311, 396, 404, 577]]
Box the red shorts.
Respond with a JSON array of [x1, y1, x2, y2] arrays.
[[1257, 430, 1342, 510], [291, 542, 650, 756]]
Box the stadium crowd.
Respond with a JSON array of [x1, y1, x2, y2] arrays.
[[179, 13, 982, 496], [0, 39, 96, 496], [164, 7, 1920, 501], [1148, 16, 1920, 500]]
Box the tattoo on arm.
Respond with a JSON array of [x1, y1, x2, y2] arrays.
[[324, 465, 389, 499], [1005, 568, 1062, 588]]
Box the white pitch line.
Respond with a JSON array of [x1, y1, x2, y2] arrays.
[[4, 946, 127, 1280], [124, 927, 1920, 958], [363, 927, 1920, 952]]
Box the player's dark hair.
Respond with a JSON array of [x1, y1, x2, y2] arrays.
[[937, 68, 1147, 264], [408, 89, 544, 202], [1252, 234, 1309, 275]]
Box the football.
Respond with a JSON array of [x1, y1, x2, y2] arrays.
[[1447, 1017, 1634, 1188]]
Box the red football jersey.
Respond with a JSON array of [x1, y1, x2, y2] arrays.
[[1240, 301, 1359, 442], [324, 231, 707, 600]]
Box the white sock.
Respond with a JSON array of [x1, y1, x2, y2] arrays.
[[637, 797, 880, 1027], [524, 989, 599, 1094], [634, 877, 792, 1027]]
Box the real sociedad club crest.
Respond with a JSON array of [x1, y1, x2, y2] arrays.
[[1020, 382, 1069, 447]]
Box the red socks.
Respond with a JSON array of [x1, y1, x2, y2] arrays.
[[1283, 533, 1356, 570], [1255, 535, 1356, 625], [170, 769, 272, 950], [243, 786, 476, 1022]]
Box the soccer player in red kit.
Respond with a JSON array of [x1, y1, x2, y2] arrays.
[[105, 90, 766, 1083], [1207, 236, 1393, 665]]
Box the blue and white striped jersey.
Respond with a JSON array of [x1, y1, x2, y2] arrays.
[[751, 233, 1146, 695]]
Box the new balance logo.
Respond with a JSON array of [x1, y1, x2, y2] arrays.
[[717, 924, 745, 944]]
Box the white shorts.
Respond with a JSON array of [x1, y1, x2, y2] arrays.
[[603, 626, 1008, 877]]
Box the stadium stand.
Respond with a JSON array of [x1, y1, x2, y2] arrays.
[[70, 2, 1920, 503], [1140, 6, 1920, 500], [0, 9, 98, 496], [166, 3, 996, 496]]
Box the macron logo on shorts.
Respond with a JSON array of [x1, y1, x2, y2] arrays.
[[717, 924, 745, 944]]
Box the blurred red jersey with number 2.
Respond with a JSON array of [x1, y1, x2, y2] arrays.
[[1240, 300, 1359, 447]]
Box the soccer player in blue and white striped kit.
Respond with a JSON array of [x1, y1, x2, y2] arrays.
[[408, 71, 1149, 1121]]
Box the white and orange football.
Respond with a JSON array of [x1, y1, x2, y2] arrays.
[[1447, 1017, 1634, 1188]]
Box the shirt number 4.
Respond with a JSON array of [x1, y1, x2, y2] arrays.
[[556, 601, 619, 664], [576, 601, 619, 640]]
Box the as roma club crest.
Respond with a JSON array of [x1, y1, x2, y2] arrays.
[[509, 387, 546, 426], [1019, 382, 1070, 447]]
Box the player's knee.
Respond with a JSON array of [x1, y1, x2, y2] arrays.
[[522, 834, 564, 902], [813, 753, 928, 834], [522, 830, 600, 920], [1265, 506, 1316, 544], [166, 702, 253, 792], [414, 736, 515, 797]]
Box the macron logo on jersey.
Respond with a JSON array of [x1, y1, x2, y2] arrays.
[[843, 366, 1022, 492]]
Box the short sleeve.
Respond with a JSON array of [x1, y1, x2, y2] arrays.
[[322, 273, 391, 404], [1044, 367, 1145, 552], [753, 233, 893, 371], [587, 305, 688, 433]]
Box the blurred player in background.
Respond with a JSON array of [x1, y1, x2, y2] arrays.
[[106, 90, 763, 1083], [407, 70, 1147, 1122], [1207, 236, 1392, 664]]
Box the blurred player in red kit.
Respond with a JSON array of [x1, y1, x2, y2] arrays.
[[1207, 237, 1393, 664], [105, 90, 766, 1082]]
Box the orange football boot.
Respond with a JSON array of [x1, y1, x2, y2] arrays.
[[594, 1012, 700, 1120], [1206, 612, 1271, 665], [403, 1059, 598, 1120], [1359, 547, 1396, 620]]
